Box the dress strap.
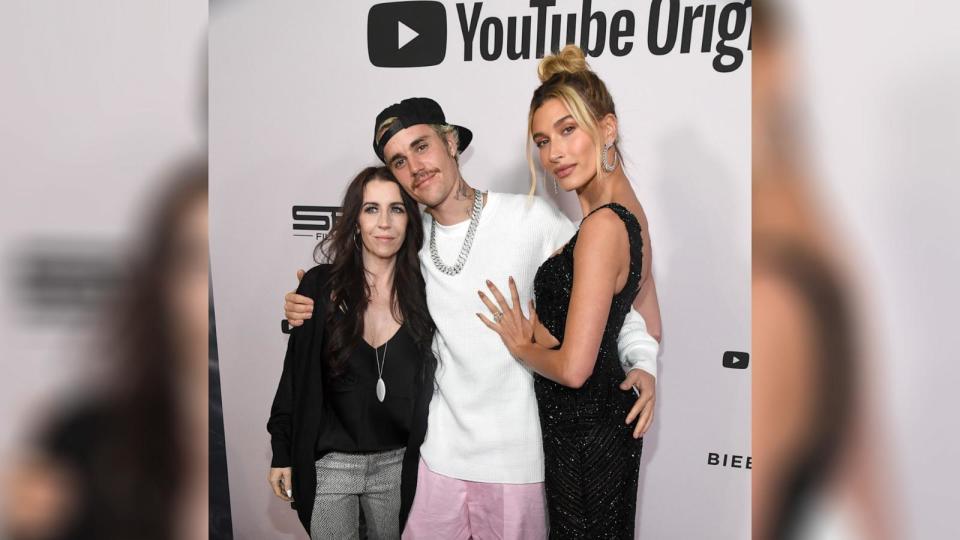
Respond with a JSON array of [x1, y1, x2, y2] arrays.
[[584, 203, 641, 235]]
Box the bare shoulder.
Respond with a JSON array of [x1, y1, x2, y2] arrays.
[[572, 208, 629, 289], [581, 206, 629, 235], [576, 208, 629, 252]]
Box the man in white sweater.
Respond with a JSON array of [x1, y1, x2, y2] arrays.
[[283, 98, 659, 539]]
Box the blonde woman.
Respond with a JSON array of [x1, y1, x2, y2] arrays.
[[477, 45, 659, 539]]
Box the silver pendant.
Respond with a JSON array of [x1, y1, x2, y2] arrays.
[[376, 377, 386, 402]]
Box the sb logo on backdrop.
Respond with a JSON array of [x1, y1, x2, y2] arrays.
[[292, 206, 343, 240], [367, 0, 752, 73]]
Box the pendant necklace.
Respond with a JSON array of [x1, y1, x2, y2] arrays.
[[375, 339, 388, 402]]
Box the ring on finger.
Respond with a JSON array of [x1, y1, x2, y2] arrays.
[[493, 311, 504, 323]]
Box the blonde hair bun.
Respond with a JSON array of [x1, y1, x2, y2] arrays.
[[537, 45, 591, 83]]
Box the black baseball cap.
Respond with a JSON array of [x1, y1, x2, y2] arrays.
[[373, 97, 473, 162]]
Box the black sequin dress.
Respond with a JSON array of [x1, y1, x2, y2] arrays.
[[533, 203, 645, 539]]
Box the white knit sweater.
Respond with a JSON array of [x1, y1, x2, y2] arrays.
[[418, 192, 658, 483]]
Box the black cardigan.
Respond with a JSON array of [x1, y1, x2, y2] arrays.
[[266, 264, 434, 533]]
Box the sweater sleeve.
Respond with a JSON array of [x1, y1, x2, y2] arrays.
[[533, 196, 577, 258], [618, 308, 659, 379], [266, 265, 324, 468]]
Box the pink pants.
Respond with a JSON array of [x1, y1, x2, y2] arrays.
[[402, 458, 548, 540]]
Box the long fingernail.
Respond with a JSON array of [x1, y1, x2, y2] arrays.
[[486, 280, 492, 286], [286, 489, 293, 497]]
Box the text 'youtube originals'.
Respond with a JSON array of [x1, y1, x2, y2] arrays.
[[368, 1, 752, 73]]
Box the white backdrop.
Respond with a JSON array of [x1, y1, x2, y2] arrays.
[[211, 1, 750, 538]]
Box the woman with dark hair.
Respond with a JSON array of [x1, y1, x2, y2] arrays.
[[2, 157, 209, 540], [266, 166, 436, 540]]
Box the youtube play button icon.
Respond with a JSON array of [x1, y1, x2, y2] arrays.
[[368, 2, 447, 68], [722, 351, 750, 370]]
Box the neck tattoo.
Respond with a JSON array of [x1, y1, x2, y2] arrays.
[[455, 179, 470, 200]]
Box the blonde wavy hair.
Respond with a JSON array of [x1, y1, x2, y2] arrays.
[[527, 45, 619, 196]]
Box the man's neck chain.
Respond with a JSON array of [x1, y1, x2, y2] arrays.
[[429, 188, 484, 276]]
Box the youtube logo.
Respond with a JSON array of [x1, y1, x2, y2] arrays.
[[368, 2, 447, 68], [722, 351, 750, 370]]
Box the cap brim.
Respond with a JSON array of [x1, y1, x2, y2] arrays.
[[454, 125, 472, 154]]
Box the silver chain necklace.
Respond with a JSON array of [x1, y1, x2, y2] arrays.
[[429, 188, 484, 276], [375, 339, 388, 402]]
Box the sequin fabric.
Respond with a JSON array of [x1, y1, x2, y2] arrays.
[[533, 203, 644, 539]]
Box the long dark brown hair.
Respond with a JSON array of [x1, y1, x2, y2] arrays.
[[40, 158, 207, 540], [316, 166, 435, 379]]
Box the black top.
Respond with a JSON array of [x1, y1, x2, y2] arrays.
[[36, 401, 174, 540], [533, 203, 644, 426], [267, 265, 435, 534], [317, 324, 419, 455]]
